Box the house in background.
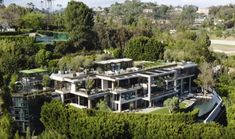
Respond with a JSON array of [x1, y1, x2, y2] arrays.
[[0, 23, 16, 32], [11, 69, 51, 133], [50, 58, 198, 112]]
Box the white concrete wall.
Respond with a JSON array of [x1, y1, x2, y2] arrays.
[[71, 83, 76, 92]]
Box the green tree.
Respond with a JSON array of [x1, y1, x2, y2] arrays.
[[68, 56, 85, 71], [42, 75, 50, 87], [35, 49, 52, 67], [124, 36, 165, 61], [96, 100, 111, 112], [9, 73, 18, 93], [0, 113, 13, 139], [58, 56, 71, 71], [85, 77, 94, 94], [21, 12, 46, 29], [0, 4, 26, 30], [83, 58, 94, 70], [163, 97, 179, 113], [195, 61, 214, 95], [64, 1, 95, 50]]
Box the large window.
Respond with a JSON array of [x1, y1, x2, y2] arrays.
[[121, 91, 136, 101], [130, 78, 139, 86], [119, 79, 129, 88]]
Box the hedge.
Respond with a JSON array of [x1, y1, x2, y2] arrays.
[[39, 100, 235, 139], [0, 36, 35, 43]]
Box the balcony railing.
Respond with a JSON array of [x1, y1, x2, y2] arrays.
[[151, 89, 176, 98]]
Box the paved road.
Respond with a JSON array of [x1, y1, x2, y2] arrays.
[[211, 40, 235, 46]]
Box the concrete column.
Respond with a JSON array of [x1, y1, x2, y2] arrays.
[[71, 83, 76, 92], [101, 79, 104, 90], [110, 95, 113, 109], [173, 72, 177, 93], [135, 101, 137, 109], [189, 77, 192, 93], [77, 96, 80, 105], [88, 99, 92, 109], [148, 77, 151, 100], [181, 79, 183, 94], [112, 82, 114, 90], [61, 94, 65, 103], [174, 80, 177, 92], [118, 103, 122, 112], [118, 93, 122, 112], [166, 81, 168, 90], [149, 100, 152, 107]]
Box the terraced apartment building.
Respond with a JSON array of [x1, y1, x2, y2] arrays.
[[50, 58, 197, 112]]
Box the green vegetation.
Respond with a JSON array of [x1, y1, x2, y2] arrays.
[[96, 100, 112, 112], [152, 101, 187, 114], [0, 114, 13, 139], [0, 1, 235, 138], [164, 97, 180, 113], [41, 101, 209, 139], [151, 107, 169, 114], [124, 36, 164, 61], [65, 1, 95, 50], [195, 61, 214, 95]]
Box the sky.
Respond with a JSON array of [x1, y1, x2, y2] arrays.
[[4, 0, 235, 9]]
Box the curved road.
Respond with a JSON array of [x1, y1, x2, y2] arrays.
[[211, 40, 235, 46], [210, 40, 235, 55]]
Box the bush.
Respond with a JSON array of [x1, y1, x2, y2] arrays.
[[41, 101, 215, 139], [0, 32, 21, 36]]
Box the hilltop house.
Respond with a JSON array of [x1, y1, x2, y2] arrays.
[[50, 58, 197, 112]]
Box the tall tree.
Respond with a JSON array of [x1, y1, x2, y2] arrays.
[[21, 12, 46, 29], [195, 61, 214, 96], [163, 97, 179, 113], [64, 1, 95, 50], [124, 36, 165, 61]]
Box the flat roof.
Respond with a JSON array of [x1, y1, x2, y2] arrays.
[[20, 68, 48, 74], [95, 58, 132, 65]]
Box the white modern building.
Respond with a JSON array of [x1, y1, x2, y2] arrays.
[[50, 58, 197, 112]]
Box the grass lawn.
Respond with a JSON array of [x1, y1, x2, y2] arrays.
[[151, 107, 169, 114], [179, 102, 187, 109], [151, 102, 188, 114]]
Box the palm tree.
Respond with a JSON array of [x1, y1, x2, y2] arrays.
[[27, 2, 35, 10]]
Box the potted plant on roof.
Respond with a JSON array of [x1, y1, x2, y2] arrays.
[[85, 76, 95, 95]]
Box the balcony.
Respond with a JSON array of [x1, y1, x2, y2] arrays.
[[121, 96, 141, 104], [55, 87, 71, 94], [71, 88, 109, 98], [113, 84, 142, 94], [150, 89, 177, 100]]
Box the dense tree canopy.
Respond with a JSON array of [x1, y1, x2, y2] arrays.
[[21, 12, 46, 29], [124, 36, 165, 61], [64, 1, 95, 50]]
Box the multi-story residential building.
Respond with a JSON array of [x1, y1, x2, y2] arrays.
[[11, 69, 51, 133], [50, 58, 197, 112]]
